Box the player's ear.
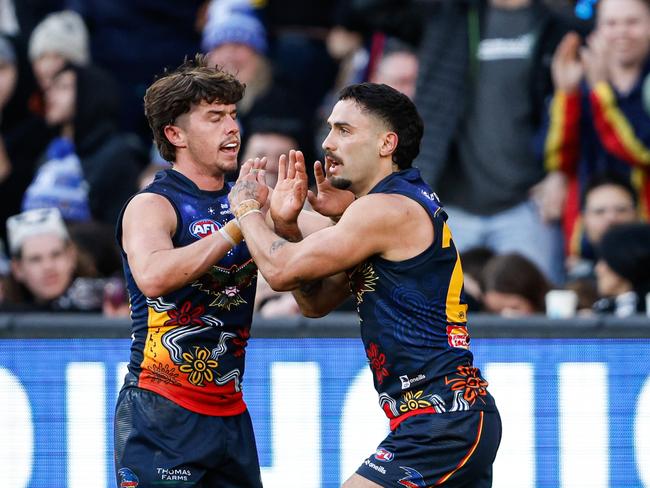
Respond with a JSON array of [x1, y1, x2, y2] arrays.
[[164, 124, 187, 150], [379, 132, 398, 158]]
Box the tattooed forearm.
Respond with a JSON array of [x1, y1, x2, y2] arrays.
[[270, 238, 288, 255]]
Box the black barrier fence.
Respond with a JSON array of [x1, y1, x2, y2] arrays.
[[0, 311, 649, 338]]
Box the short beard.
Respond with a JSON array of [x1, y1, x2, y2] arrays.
[[330, 176, 352, 190]]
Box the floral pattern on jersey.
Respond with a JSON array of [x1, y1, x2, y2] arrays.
[[347, 262, 378, 305], [179, 346, 219, 387], [398, 390, 433, 413], [192, 258, 257, 310], [367, 342, 389, 384], [444, 365, 489, 406], [147, 362, 181, 386], [164, 301, 206, 327], [231, 328, 250, 358]]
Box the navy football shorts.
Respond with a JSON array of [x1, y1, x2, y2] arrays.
[[356, 410, 501, 487], [114, 387, 262, 488]]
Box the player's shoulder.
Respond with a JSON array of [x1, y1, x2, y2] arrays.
[[341, 193, 421, 230], [124, 191, 176, 226], [351, 193, 421, 216]]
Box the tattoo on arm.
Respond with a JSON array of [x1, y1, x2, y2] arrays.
[[233, 181, 261, 201], [270, 239, 288, 255]]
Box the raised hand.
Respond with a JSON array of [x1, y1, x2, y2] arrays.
[[551, 32, 584, 92], [307, 160, 355, 219], [228, 157, 269, 210], [582, 32, 609, 88], [270, 149, 308, 226]]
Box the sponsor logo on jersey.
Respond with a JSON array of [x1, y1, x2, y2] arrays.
[[399, 373, 426, 390], [157, 467, 192, 482], [189, 219, 220, 238], [374, 448, 394, 462], [446, 325, 470, 349]]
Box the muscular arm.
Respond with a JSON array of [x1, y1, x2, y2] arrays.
[[121, 192, 235, 297], [271, 209, 350, 317], [238, 194, 429, 314]]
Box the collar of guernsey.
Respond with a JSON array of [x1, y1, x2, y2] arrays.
[[350, 167, 495, 429], [119, 168, 258, 416]]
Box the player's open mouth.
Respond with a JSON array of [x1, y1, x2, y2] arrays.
[[220, 141, 239, 153], [325, 155, 342, 173]]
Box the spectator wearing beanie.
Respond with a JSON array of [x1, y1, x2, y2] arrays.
[[28, 10, 89, 90], [202, 3, 312, 160], [202, 7, 270, 113], [594, 223, 650, 316]]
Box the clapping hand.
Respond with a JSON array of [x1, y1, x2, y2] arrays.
[[270, 149, 308, 227], [552, 32, 584, 92], [229, 157, 269, 210], [582, 32, 609, 88], [307, 160, 355, 219]]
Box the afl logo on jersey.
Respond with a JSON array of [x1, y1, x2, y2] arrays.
[[189, 219, 220, 238]]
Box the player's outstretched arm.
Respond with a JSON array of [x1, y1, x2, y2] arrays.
[[231, 176, 392, 290], [122, 192, 248, 298]]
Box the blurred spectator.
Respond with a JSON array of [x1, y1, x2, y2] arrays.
[[242, 110, 302, 188], [412, 0, 586, 285], [0, 34, 52, 244], [369, 37, 418, 100], [67, 220, 123, 277], [460, 246, 496, 312], [3, 207, 104, 311], [482, 253, 551, 316], [28, 10, 89, 90], [67, 0, 203, 142], [0, 0, 64, 36], [202, 3, 312, 153], [203, 7, 269, 96], [137, 144, 172, 190], [22, 63, 144, 225], [241, 113, 303, 317], [541, 0, 650, 269], [567, 172, 638, 277], [564, 276, 599, 313], [102, 275, 129, 317], [593, 222, 650, 315]]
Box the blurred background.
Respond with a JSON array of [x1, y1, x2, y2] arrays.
[[1, 0, 650, 486]]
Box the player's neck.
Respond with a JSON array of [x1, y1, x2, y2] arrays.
[[172, 160, 226, 191], [355, 165, 394, 197]]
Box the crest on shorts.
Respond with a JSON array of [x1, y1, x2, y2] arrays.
[[398, 466, 426, 488], [118, 468, 139, 487]]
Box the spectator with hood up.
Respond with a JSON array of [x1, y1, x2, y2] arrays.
[[21, 63, 145, 225]]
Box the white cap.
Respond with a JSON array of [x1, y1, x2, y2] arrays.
[[6, 207, 69, 256]]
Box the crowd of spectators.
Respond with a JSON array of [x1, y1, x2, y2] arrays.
[[0, 0, 649, 319]]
